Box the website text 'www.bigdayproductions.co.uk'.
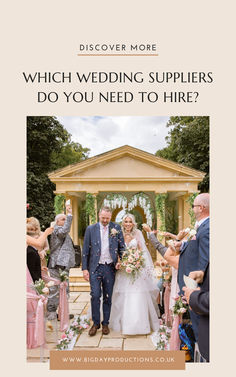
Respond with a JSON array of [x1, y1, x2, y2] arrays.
[[50, 350, 185, 370]]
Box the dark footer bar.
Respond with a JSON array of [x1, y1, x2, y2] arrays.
[[50, 350, 185, 370]]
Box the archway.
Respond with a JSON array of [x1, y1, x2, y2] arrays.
[[112, 205, 147, 230]]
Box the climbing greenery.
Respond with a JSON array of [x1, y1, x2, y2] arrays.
[[186, 193, 198, 226], [85, 193, 96, 225], [54, 194, 66, 215], [155, 193, 168, 233]]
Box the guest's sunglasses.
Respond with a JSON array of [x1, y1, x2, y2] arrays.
[[192, 204, 201, 209]]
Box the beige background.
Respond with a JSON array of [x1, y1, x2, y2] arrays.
[[1, 0, 235, 376]]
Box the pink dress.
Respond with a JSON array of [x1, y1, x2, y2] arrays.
[[27, 267, 38, 348], [169, 267, 179, 311]]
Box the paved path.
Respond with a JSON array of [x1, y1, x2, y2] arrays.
[[27, 291, 156, 362]]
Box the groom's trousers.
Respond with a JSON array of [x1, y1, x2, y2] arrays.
[[90, 263, 115, 326]]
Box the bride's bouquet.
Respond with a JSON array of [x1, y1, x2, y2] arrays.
[[120, 246, 145, 281]]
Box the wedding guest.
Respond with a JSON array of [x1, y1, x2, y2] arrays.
[[26, 225, 53, 349], [191, 193, 210, 272], [27, 217, 49, 267], [26, 220, 52, 282], [183, 264, 209, 362], [47, 204, 75, 320], [142, 225, 182, 312], [178, 193, 210, 341], [27, 227, 54, 249]]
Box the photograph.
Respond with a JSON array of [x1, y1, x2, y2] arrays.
[[26, 115, 209, 365], [2, 0, 234, 375]]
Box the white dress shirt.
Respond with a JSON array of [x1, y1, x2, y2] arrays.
[[196, 216, 209, 228], [99, 223, 113, 264]]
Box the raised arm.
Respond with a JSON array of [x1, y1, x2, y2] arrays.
[[163, 247, 179, 269], [27, 227, 53, 248], [53, 214, 73, 239], [142, 224, 167, 257]]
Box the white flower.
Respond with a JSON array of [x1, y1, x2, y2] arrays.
[[167, 240, 175, 247], [81, 323, 88, 329], [179, 307, 187, 314], [110, 228, 118, 236], [68, 331, 74, 339], [46, 281, 55, 288], [42, 287, 49, 294], [189, 229, 197, 237], [184, 227, 190, 233], [128, 256, 134, 263]]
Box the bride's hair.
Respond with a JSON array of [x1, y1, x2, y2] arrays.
[[121, 213, 138, 236]]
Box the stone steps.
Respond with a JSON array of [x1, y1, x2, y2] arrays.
[[68, 266, 161, 292], [70, 282, 90, 292], [69, 267, 90, 292]]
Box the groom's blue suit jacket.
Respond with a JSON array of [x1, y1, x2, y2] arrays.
[[178, 218, 209, 295], [82, 222, 125, 273]]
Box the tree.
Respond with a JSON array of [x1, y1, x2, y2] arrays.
[[156, 116, 209, 192], [27, 116, 90, 227]]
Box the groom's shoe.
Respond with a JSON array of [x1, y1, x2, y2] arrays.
[[88, 324, 100, 336], [102, 325, 110, 335]]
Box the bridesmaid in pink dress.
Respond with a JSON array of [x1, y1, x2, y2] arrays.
[[26, 227, 53, 348], [27, 266, 38, 348]]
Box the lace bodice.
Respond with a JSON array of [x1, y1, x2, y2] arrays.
[[126, 238, 138, 248]]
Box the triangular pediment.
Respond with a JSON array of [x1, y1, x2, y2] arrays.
[[49, 145, 204, 182]]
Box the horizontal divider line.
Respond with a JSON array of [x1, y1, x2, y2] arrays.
[[77, 53, 159, 56]]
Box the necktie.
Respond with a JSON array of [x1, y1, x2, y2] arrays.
[[102, 226, 107, 240]]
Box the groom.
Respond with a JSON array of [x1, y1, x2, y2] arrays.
[[82, 206, 125, 336]]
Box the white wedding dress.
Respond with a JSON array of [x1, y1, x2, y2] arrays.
[[109, 230, 160, 335]]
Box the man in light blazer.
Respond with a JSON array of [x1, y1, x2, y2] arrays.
[[47, 204, 75, 319], [82, 206, 125, 336]]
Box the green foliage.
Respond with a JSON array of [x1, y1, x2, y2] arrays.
[[85, 193, 96, 225], [165, 198, 178, 235], [27, 116, 89, 228], [156, 116, 209, 192], [155, 193, 168, 236], [78, 201, 87, 238], [54, 194, 66, 215], [27, 116, 69, 174], [129, 209, 143, 230], [27, 170, 55, 228], [186, 193, 199, 226], [50, 141, 90, 170]]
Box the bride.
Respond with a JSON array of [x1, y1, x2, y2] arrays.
[[109, 214, 160, 335]]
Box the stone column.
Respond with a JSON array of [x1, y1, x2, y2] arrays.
[[65, 194, 74, 239], [178, 196, 184, 232], [71, 196, 79, 245], [92, 193, 98, 223], [86, 192, 98, 225]]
